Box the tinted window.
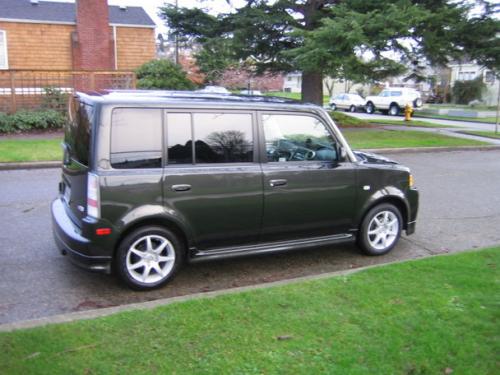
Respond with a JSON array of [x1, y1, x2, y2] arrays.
[[391, 91, 402, 97], [193, 113, 253, 163], [111, 108, 162, 169], [262, 114, 337, 162], [167, 113, 193, 164], [66, 97, 94, 166]]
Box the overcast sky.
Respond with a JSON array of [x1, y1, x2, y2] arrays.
[[49, 0, 247, 35]]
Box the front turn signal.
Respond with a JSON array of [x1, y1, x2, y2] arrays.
[[409, 174, 414, 187]]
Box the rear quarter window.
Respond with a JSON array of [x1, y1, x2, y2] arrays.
[[110, 108, 163, 169], [66, 97, 94, 166]]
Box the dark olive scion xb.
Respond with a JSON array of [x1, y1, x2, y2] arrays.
[[52, 90, 418, 290]]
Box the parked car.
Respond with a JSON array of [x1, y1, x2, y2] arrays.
[[240, 89, 263, 95], [329, 93, 365, 112], [52, 90, 419, 290], [197, 85, 230, 94], [365, 88, 423, 116]]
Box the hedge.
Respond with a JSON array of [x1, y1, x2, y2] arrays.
[[0, 110, 66, 134]]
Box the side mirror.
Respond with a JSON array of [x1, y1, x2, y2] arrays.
[[337, 145, 347, 162]]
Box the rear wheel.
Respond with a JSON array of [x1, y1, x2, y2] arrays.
[[349, 105, 356, 113], [330, 103, 337, 111], [115, 226, 184, 290], [389, 104, 400, 116], [366, 102, 375, 114], [358, 203, 402, 255]]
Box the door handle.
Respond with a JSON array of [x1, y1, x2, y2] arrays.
[[171, 184, 191, 192], [269, 179, 287, 187]]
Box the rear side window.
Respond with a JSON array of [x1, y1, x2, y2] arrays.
[[66, 97, 94, 166], [111, 108, 162, 169], [166, 112, 254, 164], [194, 113, 253, 163]]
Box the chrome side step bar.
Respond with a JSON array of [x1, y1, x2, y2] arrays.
[[190, 233, 354, 262]]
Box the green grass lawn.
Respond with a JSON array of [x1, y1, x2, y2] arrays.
[[368, 119, 456, 128], [0, 139, 62, 163], [416, 112, 497, 124], [343, 129, 487, 149], [0, 247, 498, 374], [458, 130, 500, 139], [330, 111, 372, 127]]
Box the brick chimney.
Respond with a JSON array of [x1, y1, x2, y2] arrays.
[[72, 0, 114, 71]]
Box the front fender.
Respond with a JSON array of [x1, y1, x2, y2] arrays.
[[355, 185, 410, 226]]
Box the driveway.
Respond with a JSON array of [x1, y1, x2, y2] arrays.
[[0, 149, 499, 325]]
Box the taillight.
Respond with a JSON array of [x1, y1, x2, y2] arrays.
[[87, 172, 100, 218]]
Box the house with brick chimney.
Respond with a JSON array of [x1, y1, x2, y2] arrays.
[[0, 0, 156, 71]]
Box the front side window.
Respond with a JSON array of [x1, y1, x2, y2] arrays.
[[262, 114, 338, 162], [111, 108, 162, 169], [0, 30, 8, 70], [193, 113, 254, 163], [380, 91, 390, 97]]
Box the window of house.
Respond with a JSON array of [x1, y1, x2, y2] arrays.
[[262, 114, 338, 162], [0, 30, 8, 70], [485, 71, 495, 84], [111, 108, 163, 169]]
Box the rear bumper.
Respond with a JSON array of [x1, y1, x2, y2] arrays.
[[51, 198, 112, 273]]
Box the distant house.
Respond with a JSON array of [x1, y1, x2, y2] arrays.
[[0, 0, 156, 71], [449, 61, 498, 105]]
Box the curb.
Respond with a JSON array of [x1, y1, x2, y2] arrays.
[[1, 146, 500, 171], [0, 248, 482, 332], [362, 145, 500, 154], [0, 161, 60, 170]]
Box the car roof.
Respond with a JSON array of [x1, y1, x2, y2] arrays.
[[76, 90, 322, 112]]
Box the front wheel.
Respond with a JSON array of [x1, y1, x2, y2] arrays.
[[115, 226, 184, 290], [330, 103, 337, 111], [358, 203, 402, 255], [349, 105, 357, 113], [366, 102, 375, 114]]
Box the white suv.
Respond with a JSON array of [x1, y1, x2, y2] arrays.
[[365, 88, 423, 116]]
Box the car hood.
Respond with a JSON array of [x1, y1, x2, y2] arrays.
[[354, 150, 399, 165]]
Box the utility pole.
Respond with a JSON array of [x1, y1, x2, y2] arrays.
[[174, 0, 179, 65], [495, 76, 499, 135]]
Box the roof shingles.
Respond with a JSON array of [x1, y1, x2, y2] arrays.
[[0, 0, 156, 26]]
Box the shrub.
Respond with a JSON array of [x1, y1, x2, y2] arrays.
[[452, 76, 486, 104], [136, 59, 196, 90], [0, 110, 66, 134]]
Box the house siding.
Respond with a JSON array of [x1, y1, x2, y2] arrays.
[[116, 26, 155, 70], [0, 22, 73, 70], [0, 21, 154, 71]]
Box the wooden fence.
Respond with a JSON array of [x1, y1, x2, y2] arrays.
[[0, 70, 136, 113]]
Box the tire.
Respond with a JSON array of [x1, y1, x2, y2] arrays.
[[389, 104, 400, 116], [330, 103, 337, 111], [357, 203, 403, 256], [115, 226, 184, 290], [366, 102, 375, 114], [349, 105, 356, 113], [413, 98, 423, 108]]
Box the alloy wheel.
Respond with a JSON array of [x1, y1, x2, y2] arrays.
[[367, 211, 399, 251], [126, 234, 176, 284]]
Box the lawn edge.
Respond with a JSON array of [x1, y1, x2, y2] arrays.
[[0, 247, 491, 333]]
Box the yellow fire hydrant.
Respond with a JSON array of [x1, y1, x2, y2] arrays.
[[404, 103, 413, 121]]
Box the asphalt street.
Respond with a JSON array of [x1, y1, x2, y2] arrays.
[[1, 149, 499, 325]]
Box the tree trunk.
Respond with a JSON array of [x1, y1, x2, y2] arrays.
[[301, 71, 323, 105]]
